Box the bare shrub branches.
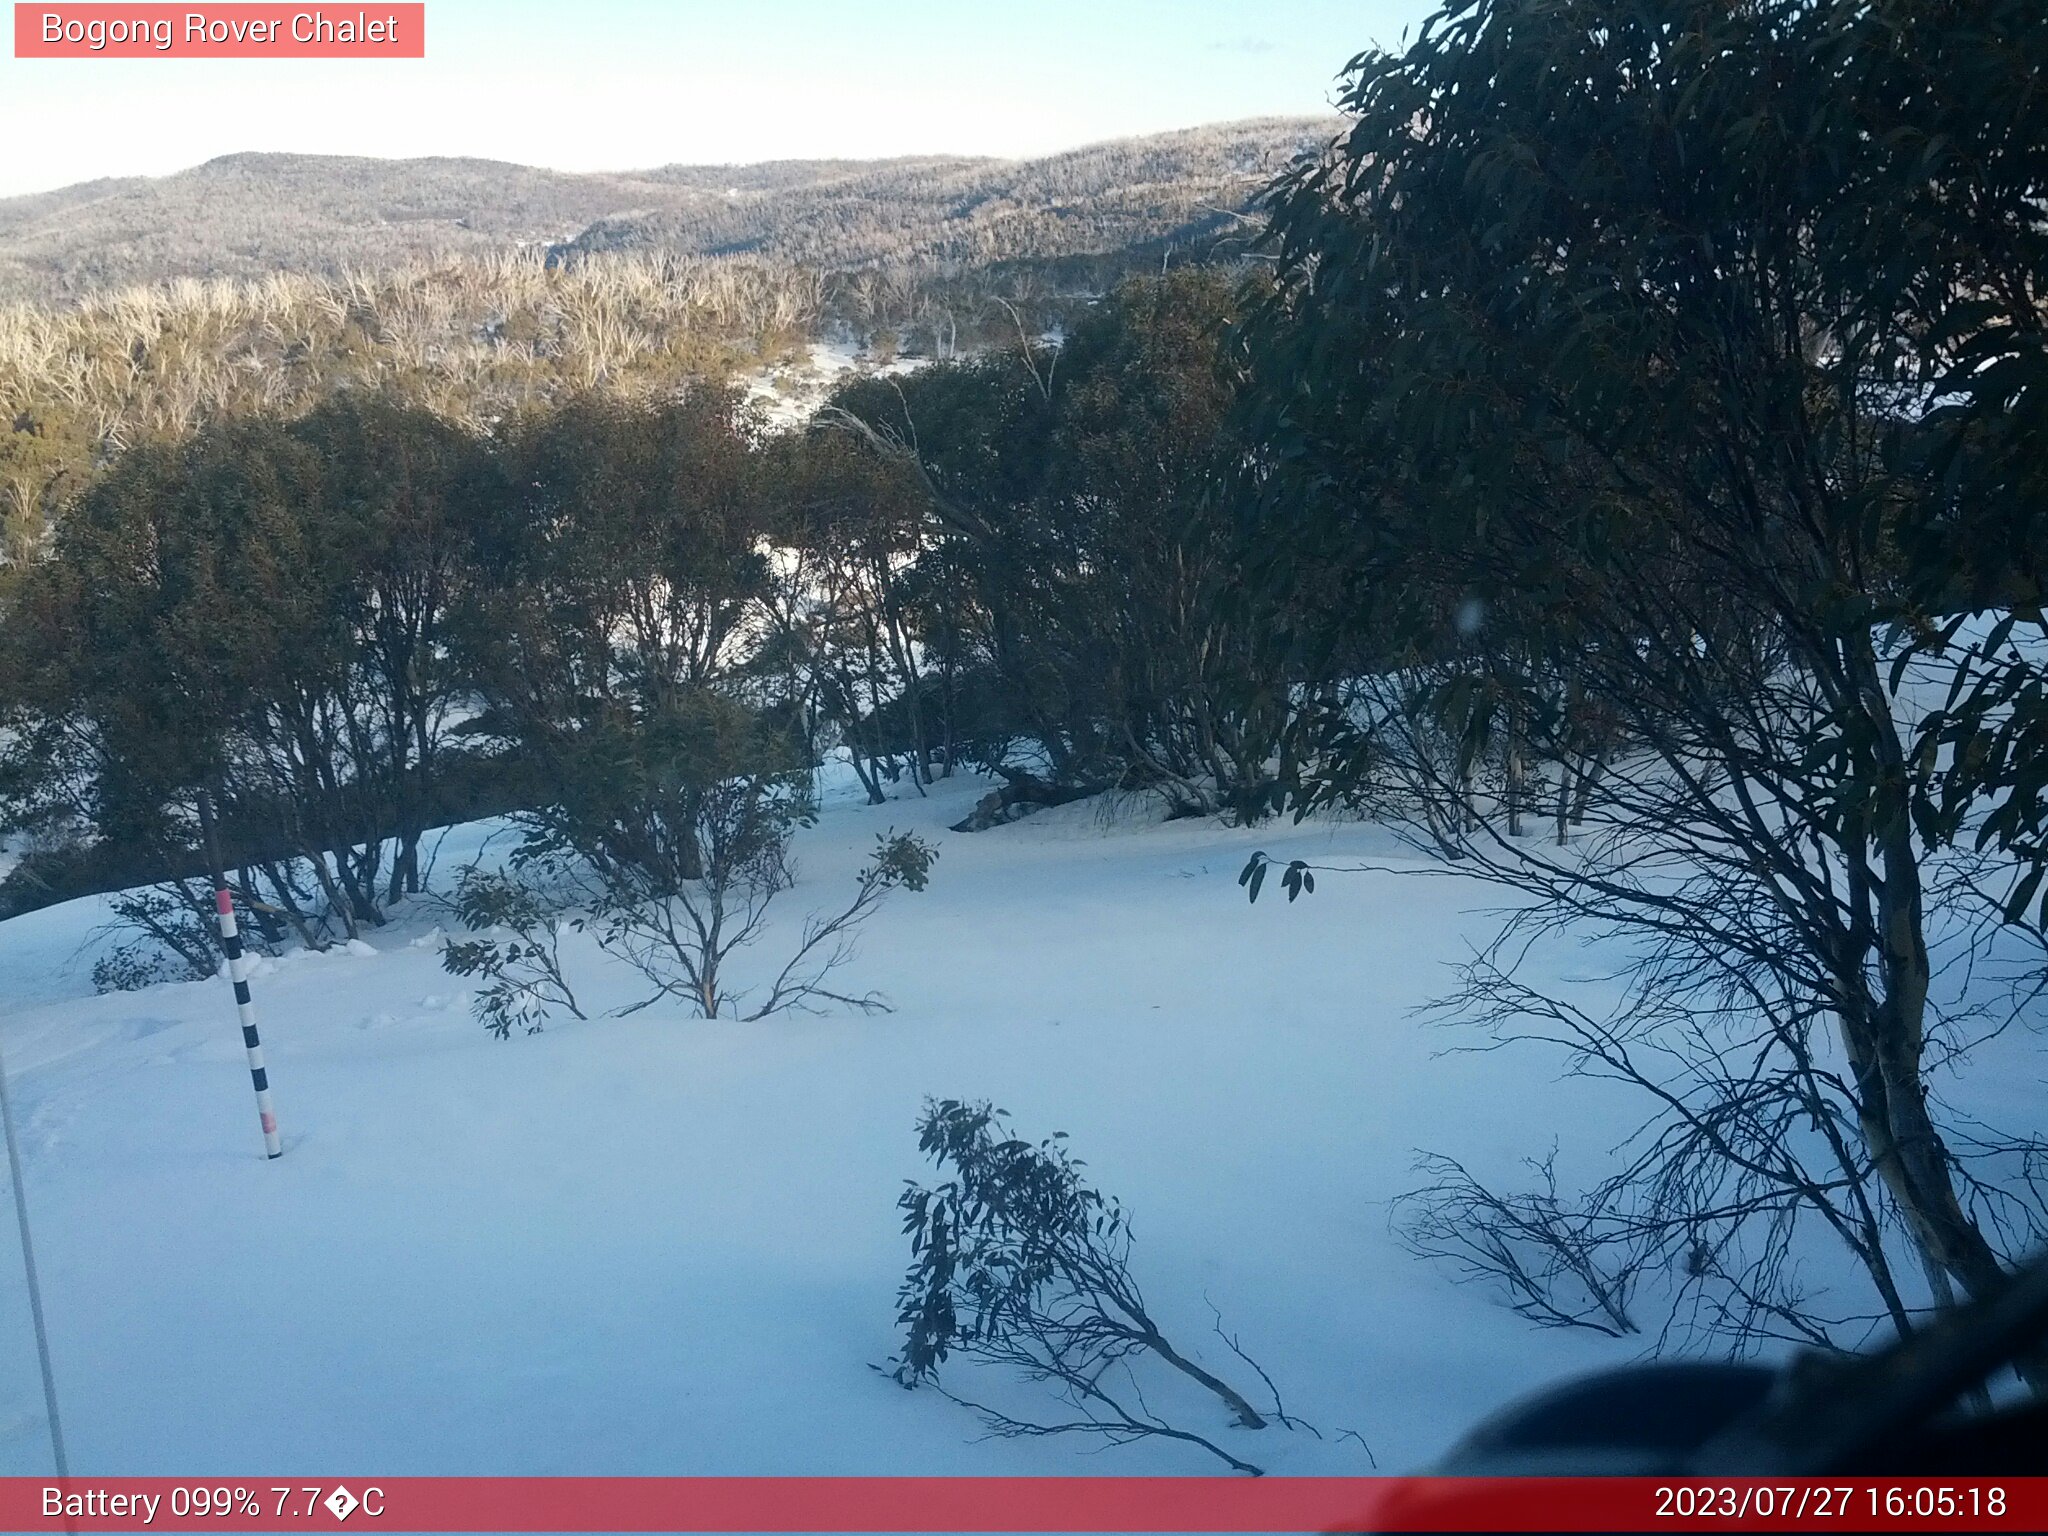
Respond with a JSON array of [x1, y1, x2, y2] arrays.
[[1414, 932, 1980, 1356], [593, 806, 935, 1023], [1397, 1150, 1647, 1337]]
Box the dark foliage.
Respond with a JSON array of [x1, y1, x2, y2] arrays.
[[889, 1099, 1285, 1474]]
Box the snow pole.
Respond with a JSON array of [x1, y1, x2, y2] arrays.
[[196, 791, 282, 1159]]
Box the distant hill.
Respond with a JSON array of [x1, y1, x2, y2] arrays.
[[0, 119, 1337, 303]]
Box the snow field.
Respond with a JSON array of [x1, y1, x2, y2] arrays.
[[8, 767, 2029, 1476]]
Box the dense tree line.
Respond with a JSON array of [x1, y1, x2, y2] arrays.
[[0, 252, 822, 563], [0, 248, 1244, 566], [805, 266, 1330, 825], [0, 268, 1293, 946], [0, 398, 504, 955]]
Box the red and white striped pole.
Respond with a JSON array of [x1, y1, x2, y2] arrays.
[[196, 791, 282, 1159]]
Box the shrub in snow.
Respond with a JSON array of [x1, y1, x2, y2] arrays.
[[1394, 1149, 1645, 1338], [467, 670, 935, 1022], [595, 818, 935, 1022], [441, 865, 585, 1038], [92, 939, 189, 994], [889, 1098, 1287, 1475], [90, 884, 228, 991]]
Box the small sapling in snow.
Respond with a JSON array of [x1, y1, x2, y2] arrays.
[[441, 865, 586, 1038], [889, 1098, 1298, 1475]]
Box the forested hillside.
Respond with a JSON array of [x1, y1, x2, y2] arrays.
[[0, 118, 1332, 563], [558, 119, 1327, 269], [0, 118, 1332, 302]]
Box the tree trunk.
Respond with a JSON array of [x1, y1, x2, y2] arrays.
[[1835, 629, 2041, 1386]]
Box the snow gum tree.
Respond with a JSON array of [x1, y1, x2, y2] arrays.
[[822, 271, 1301, 822], [0, 403, 493, 949], [1244, 0, 2048, 1365], [453, 389, 934, 1022]]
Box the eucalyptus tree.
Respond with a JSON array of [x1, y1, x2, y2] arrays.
[[1246, 0, 2048, 1355]]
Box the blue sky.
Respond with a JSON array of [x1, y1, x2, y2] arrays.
[[0, 1, 1435, 196]]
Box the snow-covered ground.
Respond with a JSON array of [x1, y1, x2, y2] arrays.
[[0, 768, 2036, 1477], [744, 337, 925, 428]]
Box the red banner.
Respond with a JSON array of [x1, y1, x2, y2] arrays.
[[1, 1477, 2043, 1532], [13, 5, 425, 58]]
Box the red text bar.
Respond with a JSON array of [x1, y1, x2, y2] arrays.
[[13, 5, 425, 58], [2, 1477, 2044, 1532]]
